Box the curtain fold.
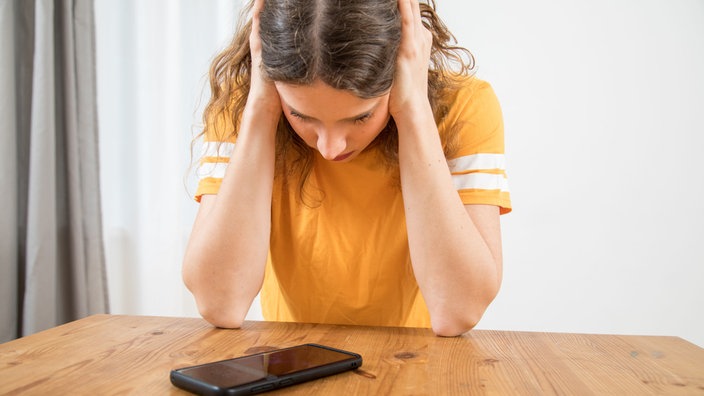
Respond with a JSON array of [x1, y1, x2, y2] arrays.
[[0, 0, 108, 343]]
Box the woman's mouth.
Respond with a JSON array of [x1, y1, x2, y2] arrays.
[[332, 151, 355, 161]]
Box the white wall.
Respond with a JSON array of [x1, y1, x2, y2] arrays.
[[440, 0, 704, 346], [96, 1, 704, 347]]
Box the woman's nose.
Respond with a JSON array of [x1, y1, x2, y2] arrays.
[[316, 128, 347, 160]]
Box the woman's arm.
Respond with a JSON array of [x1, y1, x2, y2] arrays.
[[391, 0, 503, 337], [182, 0, 280, 328]]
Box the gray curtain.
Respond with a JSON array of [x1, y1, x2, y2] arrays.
[[0, 0, 109, 342]]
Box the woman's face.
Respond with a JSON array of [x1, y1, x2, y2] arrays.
[[275, 80, 391, 162]]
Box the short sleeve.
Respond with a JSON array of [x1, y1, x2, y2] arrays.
[[194, 110, 237, 202], [440, 78, 512, 214]]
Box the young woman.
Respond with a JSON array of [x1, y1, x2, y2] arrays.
[[183, 0, 511, 337]]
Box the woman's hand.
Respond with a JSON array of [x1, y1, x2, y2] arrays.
[[247, 0, 281, 115], [388, 0, 433, 119]]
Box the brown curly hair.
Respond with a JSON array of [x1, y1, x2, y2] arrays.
[[197, 0, 475, 200]]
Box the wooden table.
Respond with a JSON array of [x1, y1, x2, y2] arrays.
[[0, 315, 702, 395]]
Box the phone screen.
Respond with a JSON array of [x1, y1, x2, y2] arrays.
[[171, 343, 362, 394]]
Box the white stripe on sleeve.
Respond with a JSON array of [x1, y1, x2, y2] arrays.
[[197, 162, 228, 179], [452, 172, 510, 192], [201, 141, 235, 158], [447, 153, 506, 173]]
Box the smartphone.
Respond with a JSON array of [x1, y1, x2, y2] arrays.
[[170, 343, 362, 395]]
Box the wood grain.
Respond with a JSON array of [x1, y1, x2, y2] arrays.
[[0, 315, 702, 395]]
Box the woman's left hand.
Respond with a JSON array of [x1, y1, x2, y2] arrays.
[[388, 0, 433, 119]]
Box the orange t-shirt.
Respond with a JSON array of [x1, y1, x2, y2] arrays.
[[195, 77, 510, 328]]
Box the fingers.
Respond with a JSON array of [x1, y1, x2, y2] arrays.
[[252, 0, 264, 15], [251, 0, 264, 32], [399, 0, 422, 25], [389, 1, 433, 116], [250, 0, 265, 54], [251, 0, 266, 36], [398, 0, 428, 40], [398, 0, 415, 40], [410, 0, 421, 27]]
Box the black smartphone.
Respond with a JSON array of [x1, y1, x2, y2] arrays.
[[170, 343, 362, 395]]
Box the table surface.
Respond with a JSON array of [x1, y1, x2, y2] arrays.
[[0, 315, 703, 395]]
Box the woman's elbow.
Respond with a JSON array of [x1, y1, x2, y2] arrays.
[[431, 291, 499, 337], [183, 271, 250, 329], [431, 311, 482, 337], [197, 303, 247, 329]]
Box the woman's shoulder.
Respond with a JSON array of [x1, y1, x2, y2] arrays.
[[439, 74, 501, 126], [442, 74, 497, 105]]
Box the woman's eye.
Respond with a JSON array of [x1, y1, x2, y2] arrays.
[[354, 113, 372, 124], [289, 111, 308, 121]]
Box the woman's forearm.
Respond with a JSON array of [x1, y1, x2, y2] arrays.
[[182, 104, 278, 328], [396, 104, 502, 337]]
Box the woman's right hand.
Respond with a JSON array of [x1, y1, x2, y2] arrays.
[[247, 0, 281, 115]]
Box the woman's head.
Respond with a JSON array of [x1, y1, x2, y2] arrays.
[[259, 0, 401, 99], [256, 0, 401, 162], [198, 0, 474, 200]]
